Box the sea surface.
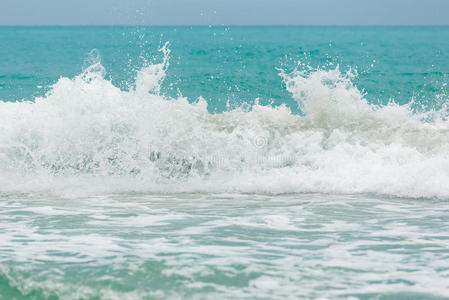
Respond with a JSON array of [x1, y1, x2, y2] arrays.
[[1, 26, 449, 299]]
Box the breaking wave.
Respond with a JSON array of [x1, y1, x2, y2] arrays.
[[1, 47, 449, 198]]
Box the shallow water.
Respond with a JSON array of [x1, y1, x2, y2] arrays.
[[1, 193, 448, 299]]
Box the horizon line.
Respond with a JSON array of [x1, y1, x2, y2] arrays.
[[1, 24, 449, 27]]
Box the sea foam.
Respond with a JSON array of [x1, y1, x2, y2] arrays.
[[1, 48, 449, 198]]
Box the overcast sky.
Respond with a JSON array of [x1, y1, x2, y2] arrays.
[[1, 0, 449, 26]]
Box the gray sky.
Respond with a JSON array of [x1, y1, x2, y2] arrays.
[[1, 0, 448, 26]]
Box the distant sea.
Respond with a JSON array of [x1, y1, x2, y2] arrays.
[[0, 26, 449, 299]]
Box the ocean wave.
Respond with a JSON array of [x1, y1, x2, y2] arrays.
[[1, 47, 449, 198]]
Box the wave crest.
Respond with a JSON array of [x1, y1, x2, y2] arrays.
[[1, 49, 449, 198]]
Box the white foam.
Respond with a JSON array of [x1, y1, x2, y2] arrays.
[[1, 50, 449, 198]]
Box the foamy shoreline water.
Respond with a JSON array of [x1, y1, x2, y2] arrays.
[[1, 192, 448, 299]]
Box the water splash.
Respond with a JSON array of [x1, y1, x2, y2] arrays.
[[1, 48, 449, 198]]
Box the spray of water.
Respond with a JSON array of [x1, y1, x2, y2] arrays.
[[1, 47, 449, 198]]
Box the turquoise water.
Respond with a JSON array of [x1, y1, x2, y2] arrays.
[[2, 27, 449, 111], [1, 26, 449, 299]]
